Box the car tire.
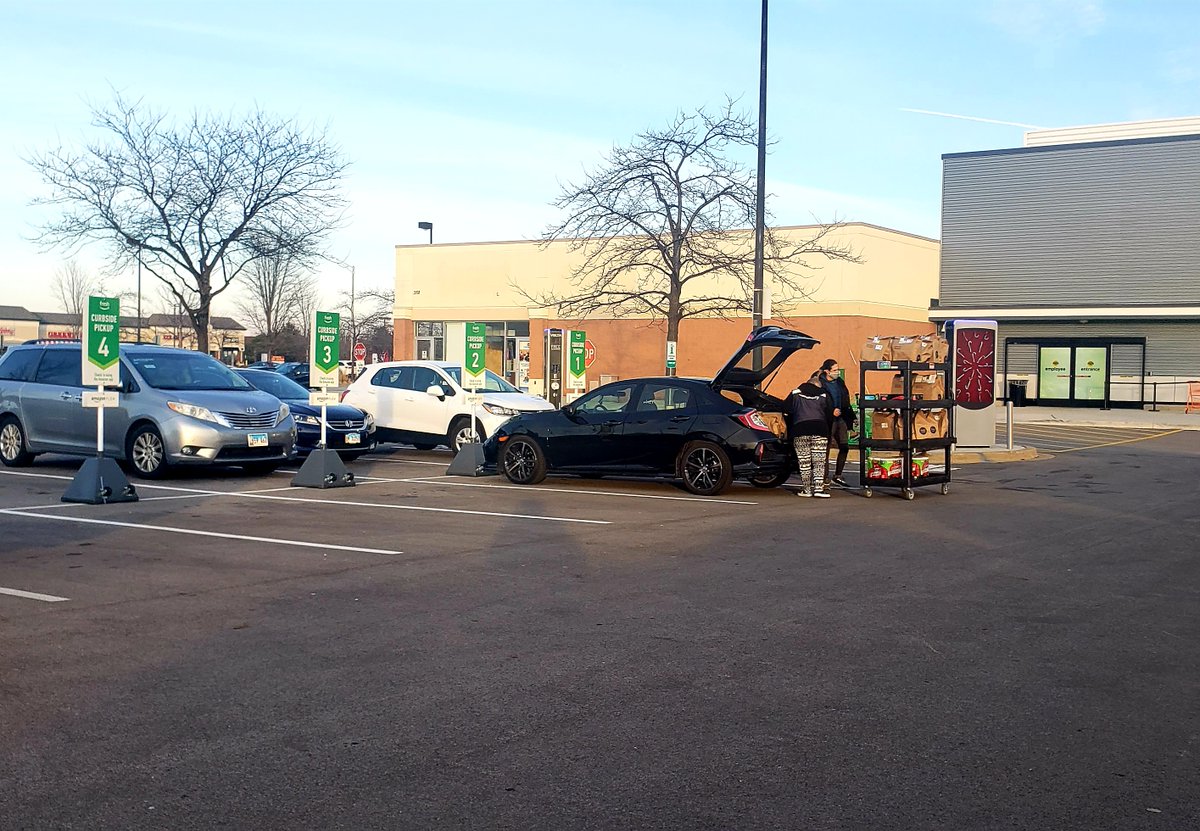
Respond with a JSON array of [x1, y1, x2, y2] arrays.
[[0, 416, 36, 467], [412, 442, 438, 451], [749, 470, 792, 488], [501, 436, 547, 485], [677, 440, 733, 496], [126, 424, 170, 479], [242, 462, 281, 476], [448, 417, 484, 453]]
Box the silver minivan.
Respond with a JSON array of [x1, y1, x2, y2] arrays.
[[0, 342, 296, 478]]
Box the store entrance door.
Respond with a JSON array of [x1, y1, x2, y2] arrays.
[[1037, 344, 1109, 406]]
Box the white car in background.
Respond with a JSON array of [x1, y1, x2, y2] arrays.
[[341, 360, 553, 452]]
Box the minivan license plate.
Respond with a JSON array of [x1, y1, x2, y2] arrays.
[[345, 432, 361, 445], [248, 433, 268, 448]]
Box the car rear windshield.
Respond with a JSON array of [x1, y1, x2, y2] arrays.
[[129, 352, 252, 391], [239, 370, 307, 399], [444, 367, 518, 393]]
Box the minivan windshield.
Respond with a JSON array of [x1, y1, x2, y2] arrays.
[[444, 367, 519, 393], [129, 352, 253, 391]]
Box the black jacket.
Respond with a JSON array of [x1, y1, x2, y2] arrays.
[[787, 382, 833, 438], [810, 372, 856, 428]]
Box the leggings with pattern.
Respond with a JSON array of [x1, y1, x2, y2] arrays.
[[793, 435, 829, 493]]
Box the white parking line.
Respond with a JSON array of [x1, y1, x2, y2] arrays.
[[0, 586, 70, 603], [365, 457, 451, 467], [0, 509, 405, 555], [400, 476, 759, 505]]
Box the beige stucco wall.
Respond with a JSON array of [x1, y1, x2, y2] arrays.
[[394, 223, 940, 324]]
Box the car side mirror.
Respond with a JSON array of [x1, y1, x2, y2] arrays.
[[426, 384, 446, 399], [561, 403, 576, 417]]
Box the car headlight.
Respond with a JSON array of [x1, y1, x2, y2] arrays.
[[167, 401, 229, 426], [364, 412, 375, 429], [277, 403, 291, 425], [482, 403, 520, 416], [294, 414, 321, 426]]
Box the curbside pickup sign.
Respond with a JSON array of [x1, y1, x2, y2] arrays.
[[464, 322, 486, 389], [310, 311, 341, 389], [568, 329, 586, 389], [83, 296, 120, 387]]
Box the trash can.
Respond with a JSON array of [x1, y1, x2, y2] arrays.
[[1007, 380, 1028, 406]]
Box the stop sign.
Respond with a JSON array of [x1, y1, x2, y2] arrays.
[[584, 338, 597, 368], [353, 342, 366, 361]]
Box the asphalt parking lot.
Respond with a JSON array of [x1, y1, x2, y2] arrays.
[[2, 431, 1199, 830]]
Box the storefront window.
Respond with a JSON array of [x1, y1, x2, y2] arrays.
[[414, 321, 444, 361]]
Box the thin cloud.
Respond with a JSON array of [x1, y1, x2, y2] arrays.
[[983, 0, 1106, 45], [900, 108, 1044, 129]]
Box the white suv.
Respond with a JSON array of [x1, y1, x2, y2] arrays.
[[341, 361, 554, 451]]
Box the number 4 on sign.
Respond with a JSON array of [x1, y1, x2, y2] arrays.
[[98, 337, 109, 358]]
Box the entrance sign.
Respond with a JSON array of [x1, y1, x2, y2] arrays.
[[464, 322, 486, 390], [1074, 347, 1107, 401], [568, 330, 587, 389], [666, 340, 677, 371], [83, 296, 120, 387], [310, 311, 341, 390]]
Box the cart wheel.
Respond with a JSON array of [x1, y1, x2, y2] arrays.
[[902, 488, 915, 500], [940, 483, 950, 495], [862, 487, 873, 498]]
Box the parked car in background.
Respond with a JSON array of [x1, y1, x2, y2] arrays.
[[0, 342, 296, 478], [341, 360, 554, 452], [245, 360, 281, 371], [236, 369, 375, 460], [482, 326, 819, 495], [275, 361, 311, 388]]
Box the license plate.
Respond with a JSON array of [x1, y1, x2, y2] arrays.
[[344, 432, 361, 445], [247, 433, 268, 448]]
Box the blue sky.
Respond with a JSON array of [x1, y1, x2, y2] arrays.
[[3, 0, 1199, 321]]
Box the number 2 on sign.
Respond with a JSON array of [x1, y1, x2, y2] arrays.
[[470, 353, 480, 369]]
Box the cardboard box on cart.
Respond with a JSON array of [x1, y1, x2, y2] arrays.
[[912, 409, 949, 439], [869, 410, 900, 441], [890, 373, 946, 401]]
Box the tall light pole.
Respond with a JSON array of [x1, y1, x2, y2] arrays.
[[418, 220, 433, 244], [124, 234, 144, 342], [752, 0, 768, 333]]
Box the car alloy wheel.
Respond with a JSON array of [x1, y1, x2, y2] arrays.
[[129, 427, 167, 478], [678, 440, 733, 496], [0, 418, 33, 467], [449, 418, 483, 453], [501, 436, 547, 485]]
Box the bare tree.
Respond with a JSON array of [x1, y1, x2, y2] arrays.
[[336, 287, 393, 358], [293, 275, 321, 341], [526, 102, 860, 370], [26, 93, 349, 353], [236, 251, 308, 357], [51, 260, 104, 333]]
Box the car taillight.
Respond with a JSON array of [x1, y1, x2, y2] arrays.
[[733, 410, 771, 431], [339, 390, 349, 402]]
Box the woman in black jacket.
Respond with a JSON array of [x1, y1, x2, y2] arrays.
[[786, 379, 834, 497]]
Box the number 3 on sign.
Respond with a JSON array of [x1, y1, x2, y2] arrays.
[[322, 345, 331, 363]]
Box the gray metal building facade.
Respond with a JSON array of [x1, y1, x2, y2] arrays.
[[931, 132, 1200, 407]]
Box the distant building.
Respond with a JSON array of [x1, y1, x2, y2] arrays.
[[393, 223, 940, 396], [932, 118, 1200, 408], [0, 306, 245, 364]]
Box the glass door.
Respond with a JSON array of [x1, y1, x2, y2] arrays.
[[1037, 344, 1110, 405]]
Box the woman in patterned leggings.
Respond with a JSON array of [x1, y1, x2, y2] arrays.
[[786, 377, 834, 498]]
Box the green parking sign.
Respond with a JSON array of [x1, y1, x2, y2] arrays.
[[83, 296, 120, 387], [464, 322, 486, 389], [568, 329, 586, 388], [310, 310, 341, 389]]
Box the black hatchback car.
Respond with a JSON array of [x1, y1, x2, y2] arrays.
[[482, 326, 819, 495]]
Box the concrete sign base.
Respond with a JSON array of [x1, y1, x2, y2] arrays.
[[291, 448, 356, 489], [61, 457, 139, 504], [446, 443, 489, 477]]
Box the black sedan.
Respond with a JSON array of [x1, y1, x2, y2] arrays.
[[236, 369, 375, 460], [275, 361, 311, 388], [482, 326, 818, 495]]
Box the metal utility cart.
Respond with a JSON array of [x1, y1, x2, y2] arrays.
[[858, 360, 955, 500]]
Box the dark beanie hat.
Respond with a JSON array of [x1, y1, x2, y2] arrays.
[[820, 358, 837, 371]]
